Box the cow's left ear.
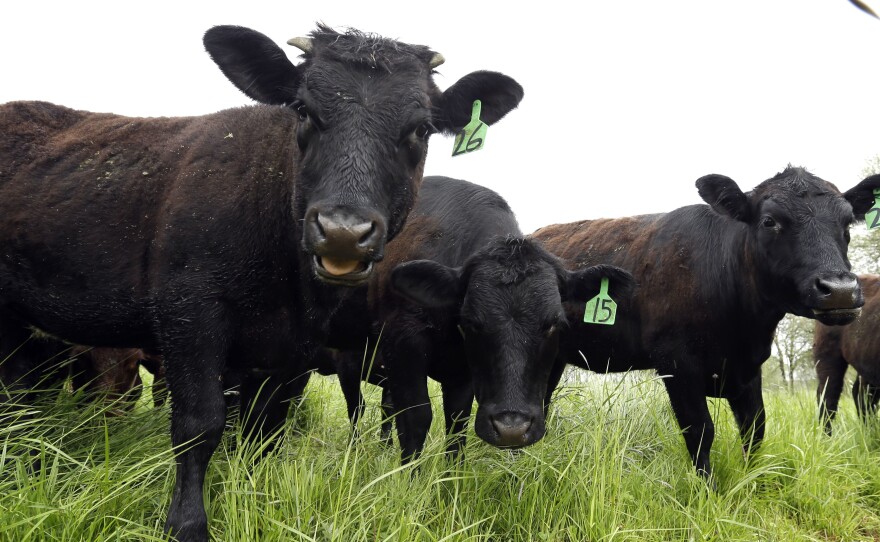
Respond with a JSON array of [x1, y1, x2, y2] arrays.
[[204, 26, 301, 105], [433, 71, 524, 135], [561, 264, 636, 302], [843, 174, 880, 220], [696, 174, 752, 222], [391, 260, 464, 308]]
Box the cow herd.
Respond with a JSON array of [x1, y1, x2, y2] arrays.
[[1, 24, 879, 542]]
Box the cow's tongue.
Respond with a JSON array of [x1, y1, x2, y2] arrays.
[[319, 256, 361, 276]]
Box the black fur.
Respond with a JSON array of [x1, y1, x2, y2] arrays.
[[326, 177, 634, 461], [535, 166, 872, 480]]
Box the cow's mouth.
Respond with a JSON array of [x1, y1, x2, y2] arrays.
[[812, 307, 862, 326], [313, 255, 373, 285]]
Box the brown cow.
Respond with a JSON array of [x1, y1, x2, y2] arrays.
[[815, 274, 880, 434]]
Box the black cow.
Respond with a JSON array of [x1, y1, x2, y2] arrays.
[[533, 167, 879, 480], [0, 25, 523, 541], [326, 176, 635, 462], [815, 272, 880, 433]]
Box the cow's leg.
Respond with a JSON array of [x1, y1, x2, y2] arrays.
[[385, 332, 432, 463], [816, 352, 847, 435], [0, 320, 66, 406], [543, 357, 568, 419], [379, 384, 394, 444], [140, 353, 168, 408], [852, 375, 880, 424], [441, 377, 474, 458], [239, 369, 310, 449], [663, 375, 715, 480], [335, 353, 366, 437], [726, 375, 765, 458], [162, 325, 229, 542]]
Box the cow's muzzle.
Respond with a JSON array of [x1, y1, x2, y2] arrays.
[[303, 205, 387, 286], [476, 408, 544, 449], [809, 274, 863, 325]]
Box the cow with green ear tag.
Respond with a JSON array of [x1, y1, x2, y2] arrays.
[[0, 24, 524, 542], [534, 167, 879, 483]]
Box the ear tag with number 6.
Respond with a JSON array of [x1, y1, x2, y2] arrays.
[[866, 188, 880, 230], [452, 100, 487, 156], [583, 277, 617, 325]]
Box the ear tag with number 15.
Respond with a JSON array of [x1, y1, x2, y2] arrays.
[[452, 100, 487, 156], [866, 188, 880, 230], [583, 277, 617, 325]]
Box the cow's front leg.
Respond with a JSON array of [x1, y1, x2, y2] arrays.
[[240, 369, 309, 448], [162, 325, 229, 542], [663, 372, 715, 481], [441, 377, 473, 458], [726, 374, 765, 458], [385, 333, 432, 464]]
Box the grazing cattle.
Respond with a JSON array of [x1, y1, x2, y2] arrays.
[[326, 176, 635, 462], [815, 273, 880, 433], [0, 25, 523, 541], [533, 167, 880, 480]]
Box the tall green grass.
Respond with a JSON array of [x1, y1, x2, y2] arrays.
[[2, 370, 880, 541]]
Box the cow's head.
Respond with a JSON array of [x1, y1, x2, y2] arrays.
[[697, 167, 880, 326], [391, 238, 636, 448], [204, 25, 524, 286]]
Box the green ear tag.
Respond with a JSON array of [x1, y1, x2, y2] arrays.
[[452, 100, 487, 156], [866, 188, 880, 230], [583, 277, 617, 325]]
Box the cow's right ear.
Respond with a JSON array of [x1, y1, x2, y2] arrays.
[[843, 174, 880, 220], [391, 260, 464, 309], [204, 26, 301, 105], [696, 174, 752, 222], [433, 71, 524, 135]]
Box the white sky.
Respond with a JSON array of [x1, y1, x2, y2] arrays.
[[2, 1, 878, 232]]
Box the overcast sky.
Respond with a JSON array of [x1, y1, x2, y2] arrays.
[[2, 1, 878, 232]]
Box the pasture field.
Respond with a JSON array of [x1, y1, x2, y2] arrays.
[[2, 370, 880, 541]]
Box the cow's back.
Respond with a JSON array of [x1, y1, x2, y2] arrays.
[[369, 176, 520, 307], [0, 101, 298, 347], [534, 206, 770, 378]]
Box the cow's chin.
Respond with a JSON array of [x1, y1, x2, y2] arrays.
[[312, 256, 373, 286], [812, 307, 862, 326]]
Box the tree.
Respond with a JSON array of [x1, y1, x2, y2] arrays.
[[768, 314, 816, 389]]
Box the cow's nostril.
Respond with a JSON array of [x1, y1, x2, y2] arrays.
[[815, 278, 832, 297], [358, 222, 377, 245]]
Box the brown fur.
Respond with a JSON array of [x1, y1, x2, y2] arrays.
[[815, 274, 880, 432]]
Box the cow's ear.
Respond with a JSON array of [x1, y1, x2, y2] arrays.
[[433, 71, 524, 135], [696, 174, 752, 222], [561, 264, 636, 302], [843, 174, 880, 220], [391, 260, 464, 308], [204, 26, 301, 105]]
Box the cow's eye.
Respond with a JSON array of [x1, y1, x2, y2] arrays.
[[414, 122, 433, 140], [761, 216, 777, 229], [294, 103, 309, 122], [544, 324, 557, 338]]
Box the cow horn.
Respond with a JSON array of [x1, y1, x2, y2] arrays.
[[287, 37, 314, 54], [428, 53, 445, 69]]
